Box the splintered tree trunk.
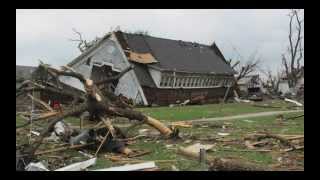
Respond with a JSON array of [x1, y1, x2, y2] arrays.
[[106, 107, 173, 137], [144, 116, 173, 137]]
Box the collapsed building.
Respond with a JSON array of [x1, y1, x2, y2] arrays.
[[16, 65, 37, 111], [60, 31, 236, 106]]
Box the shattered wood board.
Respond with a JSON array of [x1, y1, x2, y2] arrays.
[[92, 161, 157, 171], [126, 51, 158, 64], [183, 143, 215, 154], [54, 158, 97, 171]]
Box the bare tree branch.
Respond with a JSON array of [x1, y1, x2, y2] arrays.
[[282, 9, 304, 88]]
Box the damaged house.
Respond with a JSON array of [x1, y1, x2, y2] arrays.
[[16, 65, 37, 111], [60, 31, 236, 106], [278, 66, 304, 95], [237, 74, 264, 99]]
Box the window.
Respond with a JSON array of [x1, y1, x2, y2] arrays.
[[178, 77, 182, 87], [214, 77, 219, 86], [187, 77, 191, 87], [162, 76, 168, 87], [200, 78, 204, 87], [173, 77, 177, 87], [223, 78, 228, 86], [207, 78, 211, 86], [168, 76, 173, 87], [160, 76, 165, 86], [197, 77, 201, 86]]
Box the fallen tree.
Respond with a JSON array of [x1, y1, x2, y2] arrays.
[[16, 62, 176, 158]]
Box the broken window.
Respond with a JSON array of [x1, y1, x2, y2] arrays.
[[182, 77, 186, 87], [213, 77, 218, 86], [177, 77, 181, 87], [186, 77, 190, 87], [168, 76, 173, 87], [160, 76, 164, 86], [196, 77, 201, 87]]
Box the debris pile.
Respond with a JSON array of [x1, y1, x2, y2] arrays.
[[244, 132, 304, 152], [16, 62, 178, 171]]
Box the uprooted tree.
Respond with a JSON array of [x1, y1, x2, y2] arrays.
[[16, 62, 177, 157]]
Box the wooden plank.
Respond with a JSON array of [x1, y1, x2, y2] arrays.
[[34, 143, 95, 155], [92, 162, 157, 171], [55, 158, 97, 171], [27, 93, 54, 112]]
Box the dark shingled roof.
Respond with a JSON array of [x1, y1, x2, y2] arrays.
[[120, 32, 236, 75]]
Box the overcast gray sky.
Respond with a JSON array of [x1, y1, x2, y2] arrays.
[[16, 9, 304, 74]]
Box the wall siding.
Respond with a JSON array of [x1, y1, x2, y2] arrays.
[[142, 86, 233, 106], [60, 38, 145, 105]]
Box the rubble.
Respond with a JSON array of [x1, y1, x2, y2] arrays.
[[55, 158, 97, 171], [25, 162, 49, 171], [16, 62, 177, 171], [93, 161, 157, 171], [15, 61, 304, 171]]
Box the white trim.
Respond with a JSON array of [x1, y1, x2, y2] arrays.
[[156, 85, 228, 89], [111, 33, 149, 106]]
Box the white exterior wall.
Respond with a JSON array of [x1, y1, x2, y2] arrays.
[[60, 35, 148, 105], [148, 68, 162, 87], [279, 81, 290, 94]]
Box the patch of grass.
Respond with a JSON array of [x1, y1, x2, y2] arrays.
[[212, 147, 274, 166], [16, 101, 303, 171], [64, 116, 81, 126], [136, 101, 293, 122], [16, 115, 25, 127]]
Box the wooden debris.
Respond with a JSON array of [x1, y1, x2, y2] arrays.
[[284, 98, 303, 107], [25, 162, 49, 171], [183, 143, 215, 154], [282, 145, 304, 152], [34, 142, 95, 156], [144, 116, 173, 137], [92, 161, 157, 171], [222, 148, 272, 153], [17, 63, 175, 157], [285, 114, 304, 121], [99, 116, 116, 137], [117, 135, 147, 142], [55, 157, 97, 171], [253, 104, 281, 108], [170, 121, 192, 128], [142, 167, 161, 171], [177, 147, 269, 171], [94, 131, 109, 156], [127, 150, 151, 158], [217, 132, 230, 136], [27, 93, 54, 112]]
